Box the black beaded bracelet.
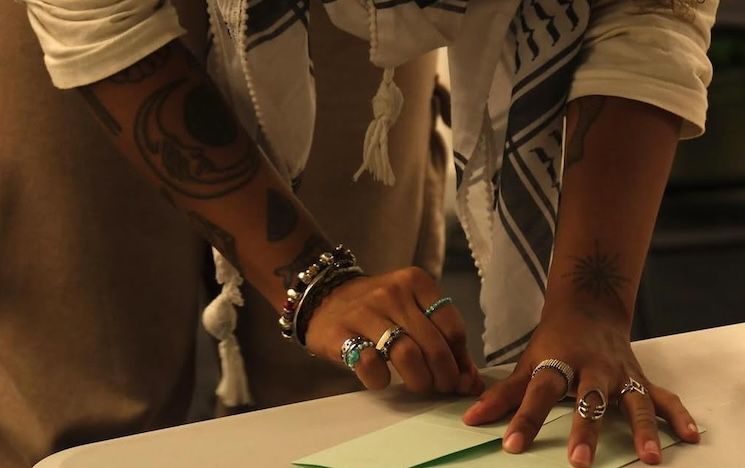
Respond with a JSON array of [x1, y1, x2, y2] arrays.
[[278, 245, 358, 341], [294, 266, 366, 348]]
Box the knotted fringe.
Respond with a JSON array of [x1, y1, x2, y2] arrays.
[[202, 248, 252, 407], [354, 67, 403, 186], [354, 1, 403, 185]]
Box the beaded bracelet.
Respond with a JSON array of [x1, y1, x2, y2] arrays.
[[294, 266, 365, 348], [278, 245, 357, 341]]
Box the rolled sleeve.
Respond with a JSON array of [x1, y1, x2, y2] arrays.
[[569, 0, 718, 139], [23, 0, 186, 89]]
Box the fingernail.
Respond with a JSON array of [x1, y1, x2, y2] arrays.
[[570, 443, 592, 467], [503, 432, 524, 453], [688, 423, 698, 434], [643, 440, 661, 457]]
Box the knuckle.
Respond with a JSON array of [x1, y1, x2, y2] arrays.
[[533, 379, 563, 400], [394, 340, 421, 365], [346, 307, 378, 328], [512, 413, 543, 436], [441, 325, 467, 348], [430, 346, 454, 368], [632, 407, 658, 430], [399, 266, 430, 285], [370, 285, 398, 304]]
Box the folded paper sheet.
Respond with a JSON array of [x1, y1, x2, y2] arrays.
[[295, 369, 701, 468], [293, 397, 572, 468]]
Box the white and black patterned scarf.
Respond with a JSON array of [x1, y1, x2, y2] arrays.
[[204, 0, 592, 377]]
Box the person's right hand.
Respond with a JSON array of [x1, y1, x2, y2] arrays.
[[305, 266, 485, 396]]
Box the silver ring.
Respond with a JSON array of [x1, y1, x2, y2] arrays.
[[577, 388, 607, 421], [375, 326, 407, 361], [424, 297, 453, 318], [531, 359, 575, 399], [340, 336, 374, 370], [620, 377, 647, 397]]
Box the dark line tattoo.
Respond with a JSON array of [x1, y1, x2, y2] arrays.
[[266, 189, 298, 242], [563, 240, 629, 315], [133, 79, 260, 199], [273, 235, 331, 289], [78, 88, 122, 136], [183, 83, 238, 147], [187, 211, 241, 270], [109, 46, 172, 84], [159, 187, 177, 207], [564, 96, 606, 170]]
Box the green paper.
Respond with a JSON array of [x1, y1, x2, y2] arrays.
[[294, 366, 705, 468], [293, 398, 573, 468], [416, 409, 705, 468]]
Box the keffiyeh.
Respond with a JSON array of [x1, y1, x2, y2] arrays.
[[202, 0, 592, 405]]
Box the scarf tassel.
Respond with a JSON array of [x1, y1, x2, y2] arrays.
[[354, 67, 403, 186], [202, 249, 253, 407]]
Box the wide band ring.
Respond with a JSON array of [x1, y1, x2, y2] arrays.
[[531, 359, 575, 399], [620, 377, 647, 397], [375, 326, 407, 361], [340, 336, 374, 370], [577, 388, 608, 421], [424, 297, 453, 318]]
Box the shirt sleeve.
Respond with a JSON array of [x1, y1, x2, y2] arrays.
[[23, 0, 186, 89], [568, 0, 719, 139]]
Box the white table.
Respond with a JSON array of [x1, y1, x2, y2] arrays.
[[36, 323, 745, 467]]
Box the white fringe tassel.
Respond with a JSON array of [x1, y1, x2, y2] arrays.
[[354, 67, 403, 186], [202, 248, 252, 407]]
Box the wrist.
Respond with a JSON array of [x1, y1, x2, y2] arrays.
[[541, 295, 634, 333], [278, 244, 361, 346]]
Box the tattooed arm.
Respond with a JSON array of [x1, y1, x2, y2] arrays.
[[78, 40, 482, 396], [80, 42, 325, 307], [547, 95, 677, 322], [465, 96, 700, 467]]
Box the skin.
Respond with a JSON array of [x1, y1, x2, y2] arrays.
[[462, 96, 700, 467], [79, 40, 483, 397]]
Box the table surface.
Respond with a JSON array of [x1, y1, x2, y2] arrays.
[[36, 323, 745, 468]]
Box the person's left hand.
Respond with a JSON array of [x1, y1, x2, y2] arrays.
[[461, 307, 700, 468]]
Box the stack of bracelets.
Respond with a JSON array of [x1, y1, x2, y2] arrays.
[[278, 244, 365, 348]]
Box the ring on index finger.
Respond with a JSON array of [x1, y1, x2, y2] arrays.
[[423, 297, 453, 318], [531, 359, 575, 400]]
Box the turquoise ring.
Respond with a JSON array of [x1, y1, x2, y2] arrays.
[[424, 297, 454, 318], [341, 336, 374, 370]]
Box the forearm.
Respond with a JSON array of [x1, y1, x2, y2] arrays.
[[79, 40, 330, 311], [543, 96, 681, 327]]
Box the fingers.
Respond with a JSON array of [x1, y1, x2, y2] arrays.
[[567, 374, 609, 468], [463, 372, 528, 426], [353, 345, 391, 391], [385, 332, 436, 393], [396, 267, 478, 395], [649, 384, 700, 444], [619, 379, 662, 465], [358, 312, 435, 394], [503, 368, 567, 454], [315, 266, 478, 396], [329, 324, 391, 391]]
